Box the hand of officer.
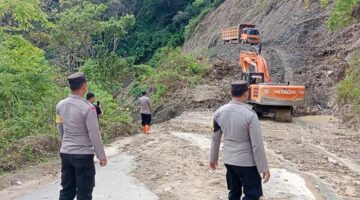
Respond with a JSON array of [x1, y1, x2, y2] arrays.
[[100, 159, 107, 167], [209, 162, 218, 170], [262, 170, 270, 183]]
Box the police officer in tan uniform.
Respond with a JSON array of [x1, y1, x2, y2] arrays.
[[210, 81, 270, 200], [56, 73, 107, 200]]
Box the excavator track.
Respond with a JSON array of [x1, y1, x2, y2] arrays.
[[275, 107, 292, 122]]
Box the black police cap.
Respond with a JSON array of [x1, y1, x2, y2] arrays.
[[86, 92, 95, 100], [231, 80, 248, 96], [67, 72, 87, 90]]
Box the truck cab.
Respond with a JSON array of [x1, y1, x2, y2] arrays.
[[221, 23, 261, 44], [240, 28, 260, 44]]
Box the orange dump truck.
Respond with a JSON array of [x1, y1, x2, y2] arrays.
[[221, 23, 261, 44], [240, 51, 305, 122]]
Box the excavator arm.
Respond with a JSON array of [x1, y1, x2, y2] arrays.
[[240, 51, 271, 82]]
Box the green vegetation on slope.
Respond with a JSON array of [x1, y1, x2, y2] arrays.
[[0, 0, 135, 172], [118, 0, 224, 62], [327, 0, 360, 31], [131, 47, 209, 106], [0, 0, 64, 171], [336, 55, 360, 117], [327, 1, 360, 125], [0, 0, 223, 173]]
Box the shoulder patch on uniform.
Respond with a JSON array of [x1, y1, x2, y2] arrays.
[[56, 114, 62, 124], [213, 120, 221, 132]]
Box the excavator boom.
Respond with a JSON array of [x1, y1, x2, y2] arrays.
[[240, 51, 271, 82]]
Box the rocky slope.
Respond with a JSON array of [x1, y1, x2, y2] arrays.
[[183, 0, 360, 117]]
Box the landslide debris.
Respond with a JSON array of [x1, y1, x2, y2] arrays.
[[183, 0, 360, 118], [153, 58, 242, 123]]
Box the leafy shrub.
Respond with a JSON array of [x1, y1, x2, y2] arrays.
[[0, 32, 65, 150], [80, 53, 135, 94], [0, 0, 68, 172]]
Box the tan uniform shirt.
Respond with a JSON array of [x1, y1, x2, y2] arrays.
[[56, 95, 106, 160], [210, 100, 269, 173], [139, 96, 151, 114]]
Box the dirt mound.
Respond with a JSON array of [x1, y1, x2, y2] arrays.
[[153, 84, 226, 123], [153, 58, 242, 123], [183, 0, 360, 116], [0, 135, 59, 171]]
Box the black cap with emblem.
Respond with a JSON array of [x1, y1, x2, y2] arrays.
[[67, 72, 87, 91], [231, 80, 248, 97]]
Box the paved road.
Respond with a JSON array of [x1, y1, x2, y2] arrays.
[[15, 154, 158, 200]]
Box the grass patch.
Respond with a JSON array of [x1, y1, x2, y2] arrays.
[[336, 54, 360, 114], [327, 0, 360, 31]]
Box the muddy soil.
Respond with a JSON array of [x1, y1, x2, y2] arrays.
[[1, 110, 359, 199], [125, 111, 360, 200]]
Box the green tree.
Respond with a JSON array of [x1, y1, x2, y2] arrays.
[[50, 2, 108, 70], [50, 1, 135, 71], [0, 0, 50, 31]]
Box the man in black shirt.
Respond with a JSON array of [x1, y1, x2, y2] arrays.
[[86, 92, 103, 119]]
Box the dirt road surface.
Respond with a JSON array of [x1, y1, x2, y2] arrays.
[[1, 110, 359, 200], [125, 111, 359, 200]]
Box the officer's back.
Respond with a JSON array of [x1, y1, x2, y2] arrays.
[[56, 73, 107, 200], [57, 95, 97, 154], [214, 100, 261, 166], [210, 80, 270, 200]]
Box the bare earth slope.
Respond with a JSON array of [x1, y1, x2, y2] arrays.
[[183, 0, 360, 116]]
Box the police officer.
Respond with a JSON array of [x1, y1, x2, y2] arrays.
[[209, 80, 270, 200], [56, 73, 107, 200], [86, 92, 103, 119]]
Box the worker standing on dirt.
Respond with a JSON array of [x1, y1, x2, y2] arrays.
[[56, 73, 107, 200], [139, 91, 152, 134], [209, 80, 270, 200]]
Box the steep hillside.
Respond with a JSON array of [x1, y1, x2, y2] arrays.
[[183, 0, 360, 118]]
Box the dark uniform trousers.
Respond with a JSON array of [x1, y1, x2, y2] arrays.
[[141, 113, 151, 126], [59, 154, 95, 200], [225, 164, 263, 200]]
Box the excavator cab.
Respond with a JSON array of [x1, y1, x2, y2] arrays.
[[243, 73, 265, 85]]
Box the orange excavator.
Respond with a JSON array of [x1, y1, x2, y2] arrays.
[[240, 51, 305, 122]]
